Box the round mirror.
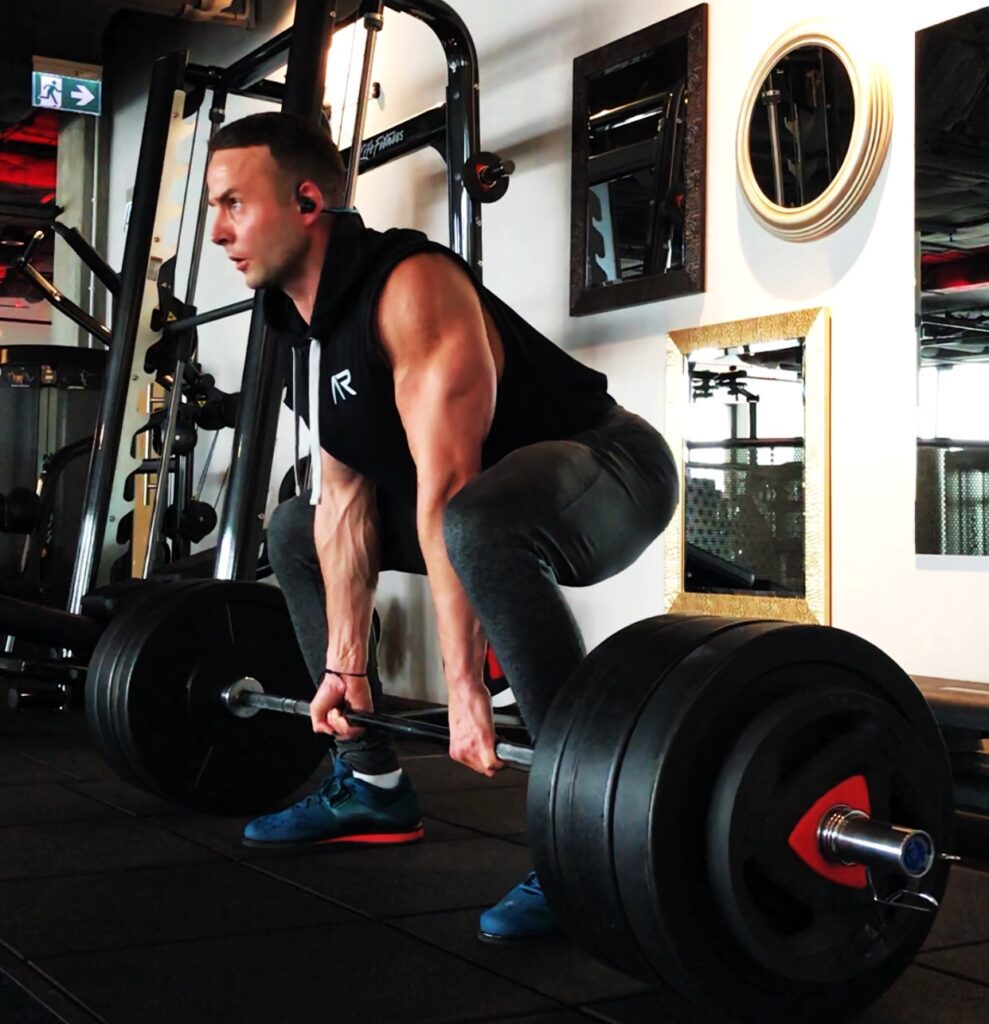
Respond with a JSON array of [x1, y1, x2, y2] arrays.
[[737, 23, 892, 241]]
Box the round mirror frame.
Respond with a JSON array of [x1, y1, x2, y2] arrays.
[[736, 22, 893, 242]]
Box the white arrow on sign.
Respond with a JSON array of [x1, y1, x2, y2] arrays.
[[71, 83, 95, 107]]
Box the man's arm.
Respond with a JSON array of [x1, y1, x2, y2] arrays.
[[308, 448, 381, 738], [376, 252, 502, 775]]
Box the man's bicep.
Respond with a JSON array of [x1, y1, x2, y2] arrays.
[[378, 256, 496, 475]]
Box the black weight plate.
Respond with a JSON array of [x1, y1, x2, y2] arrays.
[[543, 615, 764, 977], [106, 581, 214, 797], [529, 615, 698, 962], [106, 581, 215, 793], [611, 622, 952, 1024], [111, 580, 328, 814], [530, 616, 699, 972], [463, 151, 510, 203], [707, 684, 947, 985], [86, 581, 207, 790]]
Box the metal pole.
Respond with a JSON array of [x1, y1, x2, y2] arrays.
[[163, 298, 254, 335], [383, 0, 482, 274], [282, 0, 334, 118], [142, 360, 186, 576], [224, 27, 294, 92], [344, 3, 385, 208], [186, 89, 228, 307], [68, 52, 188, 614]]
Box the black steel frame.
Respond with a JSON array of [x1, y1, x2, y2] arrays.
[[214, 0, 482, 581]]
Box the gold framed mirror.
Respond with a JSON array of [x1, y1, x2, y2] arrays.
[[664, 308, 831, 624], [736, 22, 892, 241]]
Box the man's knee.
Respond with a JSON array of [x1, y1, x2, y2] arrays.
[[267, 495, 315, 573]]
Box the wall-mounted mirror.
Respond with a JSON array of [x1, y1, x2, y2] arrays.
[[570, 4, 707, 316], [737, 22, 892, 241], [916, 9, 989, 558], [665, 308, 831, 624]]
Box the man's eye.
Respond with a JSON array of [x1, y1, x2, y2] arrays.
[[229, 198, 243, 210]]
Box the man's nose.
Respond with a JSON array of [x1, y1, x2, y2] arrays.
[[211, 211, 228, 246]]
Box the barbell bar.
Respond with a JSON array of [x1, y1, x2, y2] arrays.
[[220, 676, 534, 769]]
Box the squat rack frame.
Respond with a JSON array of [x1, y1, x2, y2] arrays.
[[66, 0, 484, 615]]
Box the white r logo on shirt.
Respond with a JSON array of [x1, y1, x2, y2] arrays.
[[331, 370, 357, 404]]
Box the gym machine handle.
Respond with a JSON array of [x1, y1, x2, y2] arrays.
[[14, 236, 112, 347], [222, 678, 534, 770]]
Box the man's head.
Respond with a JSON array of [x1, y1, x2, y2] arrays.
[[206, 112, 347, 290]]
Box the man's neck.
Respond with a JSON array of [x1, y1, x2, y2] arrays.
[[284, 230, 332, 328]]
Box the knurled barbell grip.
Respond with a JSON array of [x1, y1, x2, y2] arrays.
[[230, 686, 534, 771]]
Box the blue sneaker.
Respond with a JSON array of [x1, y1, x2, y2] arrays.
[[242, 760, 424, 848], [478, 872, 559, 942]]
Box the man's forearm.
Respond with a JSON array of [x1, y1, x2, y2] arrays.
[[313, 493, 381, 671], [416, 497, 486, 692]]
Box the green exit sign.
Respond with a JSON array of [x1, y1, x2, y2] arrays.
[[31, 57, 102, 116]]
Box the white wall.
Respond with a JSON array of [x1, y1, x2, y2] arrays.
[[106, 0, 989, 697], [0, 320, 51, 345]]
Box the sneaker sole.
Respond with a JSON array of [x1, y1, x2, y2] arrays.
[[242, 824, 425, 849]]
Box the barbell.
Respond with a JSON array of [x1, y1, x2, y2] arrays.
[[83, 579, 955, 1023]]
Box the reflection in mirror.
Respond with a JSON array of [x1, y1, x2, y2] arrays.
[[685, 339, 805, 597], [586, 40, 687, 287], [570, 4, 707, 315], [748, 44, 854, 207], [915, 9, 989, 557]]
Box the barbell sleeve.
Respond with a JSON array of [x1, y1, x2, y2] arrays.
[[818, 807, 936, 879], [225, 683, 534, 771]]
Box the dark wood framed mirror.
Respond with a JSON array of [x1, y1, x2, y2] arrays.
[[569, 4, 708, 317]]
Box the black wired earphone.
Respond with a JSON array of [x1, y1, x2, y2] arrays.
[[296, 187, 358, 216]]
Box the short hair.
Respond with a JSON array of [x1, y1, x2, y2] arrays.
[[208, 112, 347, 206]]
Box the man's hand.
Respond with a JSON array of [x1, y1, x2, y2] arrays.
[[309, 672, 374, 740], [448, 682, 504, 776]]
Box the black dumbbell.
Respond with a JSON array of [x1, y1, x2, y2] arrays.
[[163, 501, 218, 544], [152, 418, 198, 457]]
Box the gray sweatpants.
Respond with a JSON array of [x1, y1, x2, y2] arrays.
[[267, 405, 678, 774]]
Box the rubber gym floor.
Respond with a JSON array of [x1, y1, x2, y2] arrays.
[[0, 709, 986, 1024]]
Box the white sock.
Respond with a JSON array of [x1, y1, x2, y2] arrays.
[[352, 768, 403, 790]]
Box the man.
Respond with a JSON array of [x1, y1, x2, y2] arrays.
[[206, 111, 678, 940]]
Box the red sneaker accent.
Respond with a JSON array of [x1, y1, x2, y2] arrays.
[[787, 775, 871, 889], [318, 825, 425, 846]]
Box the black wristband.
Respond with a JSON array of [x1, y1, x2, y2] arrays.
[[321, 668, 369, 680]]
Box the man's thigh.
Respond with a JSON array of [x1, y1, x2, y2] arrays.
[[451, 409, 678, 587]]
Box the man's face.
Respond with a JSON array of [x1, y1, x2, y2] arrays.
[[207, 146, 306, 290]]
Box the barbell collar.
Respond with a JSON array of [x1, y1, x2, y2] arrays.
[[221, 679, 534, 771]]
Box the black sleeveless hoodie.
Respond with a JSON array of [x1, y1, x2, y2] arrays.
[[264, 215, 615, 508]]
